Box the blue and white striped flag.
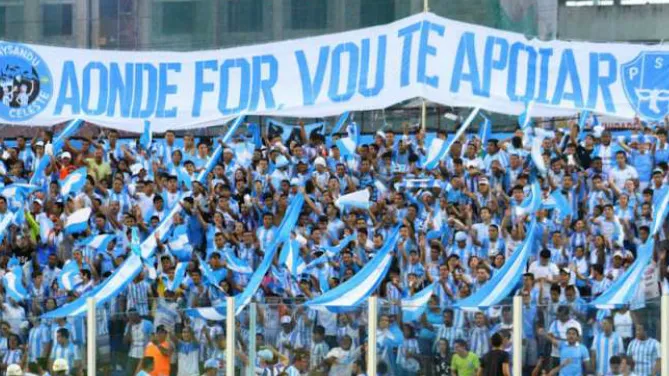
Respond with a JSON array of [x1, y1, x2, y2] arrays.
[[320, 234, 356, 258], [198, 254, 223, 286], [223, 251, 253, 275], [60, 168, 88, 197], [139, 120, 152, 150], [402, 283, 436, 322], [76, 234, 115, 251], [336, 137, 357, 157], [395, 178, 444, 190], [422, 138, 447, 170], [167, 262, 188, 291], [279, 239, 302, 276], [3, 265, 27, 302], [478, 115, 492, 145], [1, 183, 38, 199], [64, 207, 92, 235], [30, 119, 83, 186], [0, 212, 15, 243], [518, 101, 534, 129], [651, 186, 669, 236], [578, 111, 590, 132], [329, 111, 350, 137], [57, 261, 82, 291], [168, 226, 192, 262], [548, 189, 573, 220], [335, 189, 370, 210], [514, 180, 542, 217]]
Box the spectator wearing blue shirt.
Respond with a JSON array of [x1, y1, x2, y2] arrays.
[[542, 326, 590, 376]]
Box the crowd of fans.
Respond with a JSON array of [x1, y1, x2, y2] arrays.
[[0, 117, 666, 376]]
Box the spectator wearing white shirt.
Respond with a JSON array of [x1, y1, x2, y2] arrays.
[[528, 249, 560, 300], [610, 151, 639, 191]]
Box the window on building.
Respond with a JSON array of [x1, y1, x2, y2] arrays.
[[42, 4, 73, 36], [227, 0, 263, 32], [0, 7, 5, 38], [360, 0, 395, 27], [291, 0, 327, 30], [162, 1, 195, 35]]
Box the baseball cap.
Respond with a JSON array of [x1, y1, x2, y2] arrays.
[[478, 178, 489, 185], [204, 358, 219, 370], [60, 151, 71, 160], [35, 141, 44, 147], [613, 251, 624, 258], [53, 358, 69, 372], [258, 349, 274, 361], [280, 315, 292, 325], [455, 231, 467, 242], [314, 157, 326, 167]]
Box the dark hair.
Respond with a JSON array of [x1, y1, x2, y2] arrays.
[[491, 333, 503, 347]]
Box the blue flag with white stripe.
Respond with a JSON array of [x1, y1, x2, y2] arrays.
[[166, 262, 188, 291], [57, 261, 82, 291], [64, 207, 91, 235], [139, 120, 152, 151], [1, 183, 38, 199], [514, 180, 542, 218], [3, 265, 27, 302], [60, 168, 88, 197], [76, 234, 115, 251], [455, 220, 537, 309], [320, 234, 356, 258], [651, 186, 669, 236], [304, 227, 400, 313], [548, 189, 573, 220], [518, 101, 534, 129], [329, 111, 350, 137], [168, 225, 192, 262], [402, 283, 436, 322], [0, 212, 15, 243], [591, 238, 655, 309], [30, 119, 83, 186], [578, 111, 590, 132], [478, 115, 492, 145], [223, 251, 253, 275], [335, 189, 370, 210]]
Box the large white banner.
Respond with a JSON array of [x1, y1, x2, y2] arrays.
[[1, 12, 668, 132]]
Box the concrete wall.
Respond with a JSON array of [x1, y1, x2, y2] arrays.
[[558, 3, 669, 42]]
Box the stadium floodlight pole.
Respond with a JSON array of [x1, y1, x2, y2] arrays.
[[367, 296, 378, 376], [86, 297, 96, 376], [662, 286, 669, 376], [226, 296, 236, 375], [421, 100, 427, 131], [423, 0, 429, 12], [247, 303, 257, 376], [512, 294, 522, 376]]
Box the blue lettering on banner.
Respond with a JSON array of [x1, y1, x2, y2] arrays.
[[296, 47, 330, 106], [418, 21, 445, 88], [482, 37, 508, 97], [131, 63, 157, 119], [587, 53, 616, 113], [359, 36, 387, 97], [219, 58, 250, 115], [450, 32, 483, 96], [156, 63, 181, 118], [82, 62, 108, 116], [552, 49, 584, 108], [108, 63, 134, 117], [329, 43, 359, 102], [398, 22, 421, 88], [55, 61, 80, 115], [506, 42, 537, 103], [192, 60, 217, 117], [535, 48, 553, 105], [249, 55, 278, 111]]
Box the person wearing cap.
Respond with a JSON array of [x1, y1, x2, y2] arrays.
[[276, 315, 298, 359], [51, 358, 69, 375], [449, 231, 472, 266], [140, 325, 172, 376], [201, 358, 219, 376], [312, 157, 330, 190], [48, 328, 80, 376]]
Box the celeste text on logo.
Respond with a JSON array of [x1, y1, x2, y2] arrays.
[[0, 43, 53, 121]]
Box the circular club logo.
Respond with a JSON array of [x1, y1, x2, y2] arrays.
[[0, 42, 53, 121]]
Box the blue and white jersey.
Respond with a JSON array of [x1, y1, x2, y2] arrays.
[[469, 326, 490, 358], [2, 348, 22, 367], [126, 280, 151, 316], [50, 342, 80, 370], [627, 338, 661, 376], [27, 323, 51, 361], [590, 331, 624, 376]]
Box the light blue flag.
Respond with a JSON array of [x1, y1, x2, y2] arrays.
[[0, 212, 15, 243], [330, 111, 350, 137], [76, 234, 115, 252], [3, 265, 27, 302], [478, 115, 492, 145], [422, 138, 447, 170], [139, 120, 152, 150], [166, 262, 188, 291], [177, 167, 193, 190], [1, 183, 38, 199], [168, 225, 193, 262], [223, 251, 253, 275], [402, 282, 436, 322], [591, 238, 655, 309], [455, 220, 537, 309], [514, 180, 542, 218], [60, 167, 88, 197], [651, 186, 669, 236], [518, 101, 534, 129], [592, 114, 600, 126], [198, 254, 223, 286], [335, 136, 357, 157], [13, 206, 25, 226], [185, 194, 305, 320], [195, 115, 246, 183], [57, 261, 82, 291], [30, 119, 83, 186], [319, 272, 330, 293], [232, 142, 255, 168], [64, 207, 91, 235], [305, 255, 330, 270], [304, 227, 400, 313], [335, 189, 370, 210], [578, 110, 591, 132], [549, 189, 573, 220], [320, 234, 356, 258]]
